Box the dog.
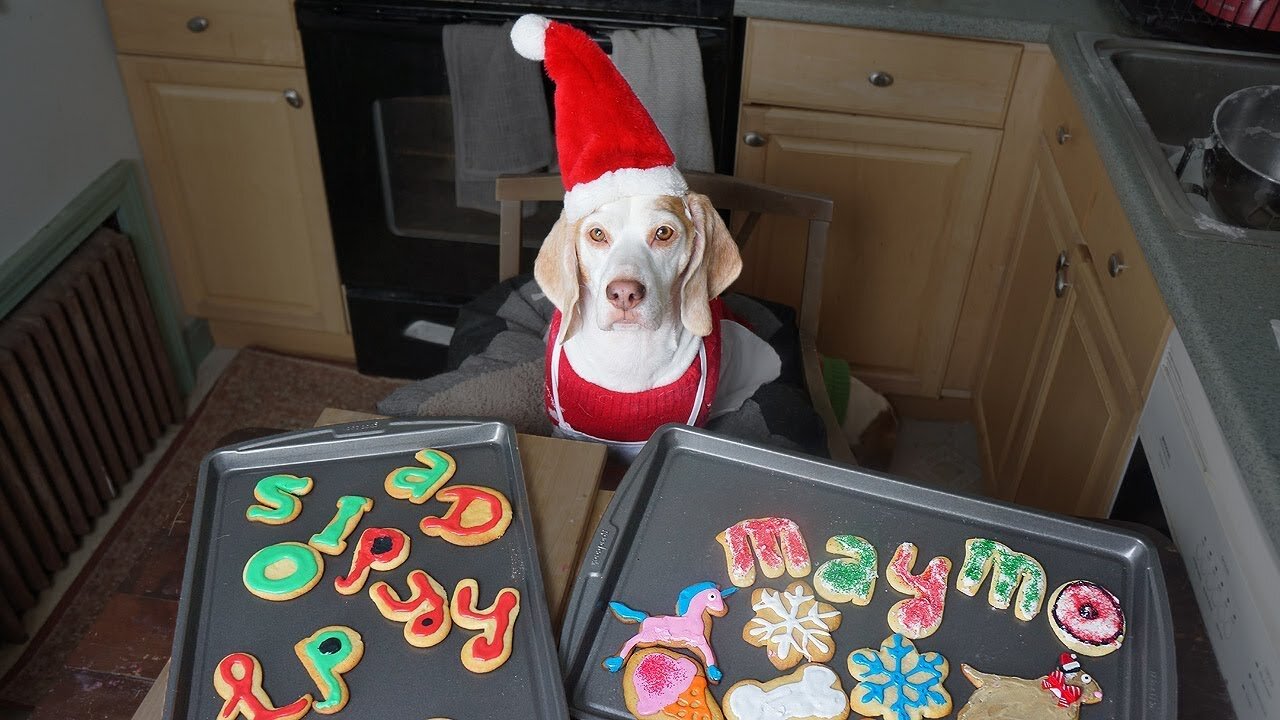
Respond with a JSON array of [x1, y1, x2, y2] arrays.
[[534, 190, 898, 468]]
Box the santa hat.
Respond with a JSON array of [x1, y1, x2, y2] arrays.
[[1058, 652, 1081, 674], [510, 14, 687, 220]]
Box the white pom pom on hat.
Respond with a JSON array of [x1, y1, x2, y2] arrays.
[[510, 14, 550, 61]]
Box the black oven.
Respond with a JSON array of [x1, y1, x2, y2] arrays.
[[295, 0, 738, 378]]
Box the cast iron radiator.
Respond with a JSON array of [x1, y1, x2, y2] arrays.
[[0, 227, 182, 643]]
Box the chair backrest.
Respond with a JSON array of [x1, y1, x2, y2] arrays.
[[495, 171, 833, 338], [495, 172, 851, 462]]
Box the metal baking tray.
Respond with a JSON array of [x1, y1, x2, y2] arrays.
[[165, 418, 569, 720], [561, 425, 1175, 720]]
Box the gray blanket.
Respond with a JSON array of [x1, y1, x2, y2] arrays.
[[378, 276, 829, 457]]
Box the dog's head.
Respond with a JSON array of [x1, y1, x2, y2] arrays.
[[535, 192, 742, 340]]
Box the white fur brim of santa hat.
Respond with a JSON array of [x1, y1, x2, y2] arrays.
[[511, 13, 688, 220]]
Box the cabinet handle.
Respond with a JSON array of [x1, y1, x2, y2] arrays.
[[1056, 125, 1072, 145], [868, 71, 894, 87], [742, 131, 767, 147], [1054, 266, 1071, 298], [1107, 252, 1127, 277], [186, 16, 209, 33], [283, 89, 304, 109], [1055, 250, 1070, 271]]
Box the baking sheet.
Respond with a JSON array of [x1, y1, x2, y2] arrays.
[[165, 418, 568, 720], [561, 425, 1175, 719]]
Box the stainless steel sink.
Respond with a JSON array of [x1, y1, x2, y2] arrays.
[[1078, 33, 1280, 242]]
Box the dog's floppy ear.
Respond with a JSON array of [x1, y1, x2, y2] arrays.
[[680, 192, 743, 336], [534, 212, 581, 339]]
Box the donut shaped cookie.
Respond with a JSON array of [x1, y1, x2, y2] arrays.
[[1047, 580, 1125, 657]]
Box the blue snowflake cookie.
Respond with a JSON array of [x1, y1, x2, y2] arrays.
[[848, 633, 953, 720]]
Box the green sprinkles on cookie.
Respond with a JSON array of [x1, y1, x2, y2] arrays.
[[814, 535, 878, 606], [955, 538, 1046, 621]]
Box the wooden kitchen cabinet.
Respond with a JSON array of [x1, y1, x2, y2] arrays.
[[107, 1, 352, 360], [735, 21, 1008, 398], [735, 105, 999, 397], [976, 137, 1152, 518]]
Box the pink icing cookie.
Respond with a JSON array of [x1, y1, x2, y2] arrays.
[[885, 542, 951, 640], [716, 517, 811, 588], [633, 651, 697, 715], [1048, 580, 1125, 657], [622, 647, 723, 720]]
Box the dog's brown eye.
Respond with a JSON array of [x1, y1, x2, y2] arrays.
[[588, 227, 607, 243], [653, 225, 674, 242]]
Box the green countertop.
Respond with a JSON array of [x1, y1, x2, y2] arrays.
[[737, 1, 1280, 557]]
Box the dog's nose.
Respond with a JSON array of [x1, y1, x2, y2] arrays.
[[606, 279, 646, 311]]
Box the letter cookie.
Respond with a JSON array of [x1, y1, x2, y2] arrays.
[[308, 495, 373, 555], [716, 517, 811, 588], [334, 527, 410, 595], [213, 652, 312, 720], [848, 634, 951, 720], [956, 538, 1047, 621], [723, 664, 849, 720], [623, 647, 724, 720], [603, 581, 734, 682], [242, 542, 323, 601], [419, 485, 512, 546], [369, 569, 452, 648], [885, 543, 950, 640], [245, 474, 313, 525], [744, 580, 842, 671], [450, 578, 520, 673], [1047, 580, 1125, 657], [294, 626, 364, 715], [813, 535, 878, 606], [385, 448, 455, 503]]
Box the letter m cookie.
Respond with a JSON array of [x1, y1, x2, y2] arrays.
[[716, 517, 811, 588]]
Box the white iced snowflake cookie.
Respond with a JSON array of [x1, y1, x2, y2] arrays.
[[743, 581, 842, 671], [723, 664, 849, 720]]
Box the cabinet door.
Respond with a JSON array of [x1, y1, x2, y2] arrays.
[[1011, 264, 1137, 518], [976, 140, 1076, 496], [736, 105, 1000, 397], [977, 140, 1138, 516], [117, 55, 348, 345]]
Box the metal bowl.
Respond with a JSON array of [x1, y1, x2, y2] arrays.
[[1203, 84, 1280, 230]]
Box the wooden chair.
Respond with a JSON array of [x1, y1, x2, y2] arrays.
[[495, 171, 853, 463]]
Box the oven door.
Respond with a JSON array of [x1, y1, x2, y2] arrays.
[[298, 6, 557, 377], [297, 1, 736, 379]]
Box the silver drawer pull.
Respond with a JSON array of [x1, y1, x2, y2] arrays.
[[283, 89, 304, 109], [868, 71, 894, 88], [1054, 267, 1071, 298], [742, 131, 767, 147], [186, 16, 209, 33], [1108, 253, 1127, 278], [1056, 125, 1072, 145]]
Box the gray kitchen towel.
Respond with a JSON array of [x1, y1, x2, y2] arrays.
[[610, 27, 715, 172], [443, 22, 554, 214]]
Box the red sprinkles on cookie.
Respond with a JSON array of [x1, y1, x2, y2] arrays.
[[1048, 580, 1125, 657]]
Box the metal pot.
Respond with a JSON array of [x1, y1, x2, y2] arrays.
[[1202, 84, 1280, 231]]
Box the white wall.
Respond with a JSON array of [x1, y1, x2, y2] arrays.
[[0, 0, 142, 263]]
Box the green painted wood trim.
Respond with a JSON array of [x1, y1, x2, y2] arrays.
[[0, 159, 197, 395]]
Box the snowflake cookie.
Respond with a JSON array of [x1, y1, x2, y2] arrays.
[[848, 633, 952, 720], [743, 581, 842, 670]]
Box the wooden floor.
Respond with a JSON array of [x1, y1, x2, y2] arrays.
[[14, 498, 192, 720]]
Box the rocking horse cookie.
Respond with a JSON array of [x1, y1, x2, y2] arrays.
[[602, 581, 736, 682]]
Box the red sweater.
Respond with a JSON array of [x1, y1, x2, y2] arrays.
[[544, 300, 724, 442]]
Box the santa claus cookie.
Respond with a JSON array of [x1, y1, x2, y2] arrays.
[[743, 581, 841, 671]]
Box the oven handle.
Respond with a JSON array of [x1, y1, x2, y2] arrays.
[[295, 1, 728, 33]]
